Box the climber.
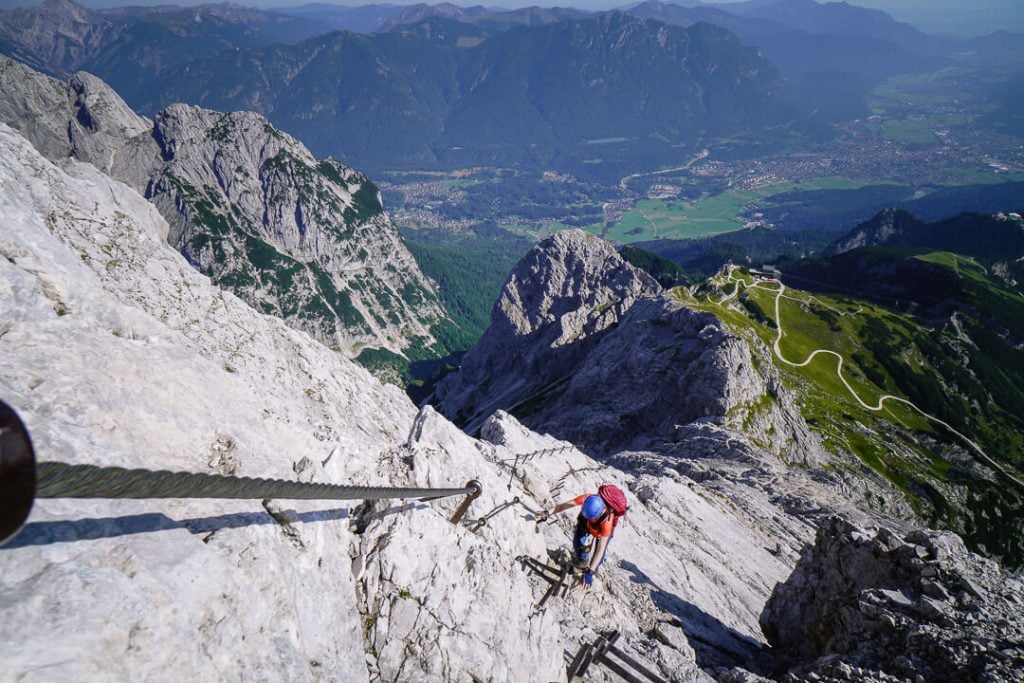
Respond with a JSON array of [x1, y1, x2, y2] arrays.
[[535, 485, 628, 590]]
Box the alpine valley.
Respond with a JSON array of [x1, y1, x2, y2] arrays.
[[0, 0, 1023, 682]]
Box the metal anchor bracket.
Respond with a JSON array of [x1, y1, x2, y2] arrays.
[[467, 496, 520, 532]]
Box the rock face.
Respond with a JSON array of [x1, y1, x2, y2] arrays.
[[141, 103, 442, 355], [522, 295, 823, 463], [434, 229, 661, 431], [0, 0, 117, 75], [66, 69, 151, 173], [0, 120, 854, 681], [435, 229, 823, 465], [760, 516, 1024, 681], [0, 56, 445, 356], [0, 55, 78, 159], [2, 113, 1020, 682], [0, 120, 574, 681], [827, 208, 923, 255], [0, 119, 828, 682], [0, 120, 406, 681]]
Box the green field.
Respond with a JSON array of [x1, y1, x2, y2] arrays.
[[869, 71, 965, 109], [498, 176, 903, 244], [674, 266, 998, 490], [864, 114, 971, 145], [673, 260, 1024, 566], [938, 167, 1024, 185], [593, 176, 895, 244]]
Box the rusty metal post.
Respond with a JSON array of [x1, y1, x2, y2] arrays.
[[449, 479, 482, 525]]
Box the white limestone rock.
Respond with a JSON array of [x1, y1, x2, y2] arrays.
[[434, 229, 660, 431], [435, 229, 823, 466], [0, 122, 705, 682], [0, 120, 400, 681], [0, 56, 446, 357], [0, 55, 73, 159], [0, 127, 838, 681]]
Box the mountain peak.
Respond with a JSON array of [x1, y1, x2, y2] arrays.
[[492, 228, 660, 338], [377, 2, 467, 31], [434, 228, 823, 461], [35, 0, 93, 13], [829, 207, 925, 254], [433, 230, 660, 430], [0, 59, 448, 358]]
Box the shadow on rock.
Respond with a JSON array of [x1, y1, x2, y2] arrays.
[[2, 506, 350, 548], [620, 560, 764, 673], [759, 516, 1024, 682]]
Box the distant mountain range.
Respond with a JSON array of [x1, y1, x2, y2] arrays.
[[267, 3, 407, 33], [0, 0, 326, 77], [108, 11, 806, 178], [2, 0, 1019, 177], [628, 0, 948, 119]]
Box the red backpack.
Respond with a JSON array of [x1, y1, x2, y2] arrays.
[[598, 483, 628, 530]]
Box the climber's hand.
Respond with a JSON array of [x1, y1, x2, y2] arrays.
[[583, 571, 593, 589]]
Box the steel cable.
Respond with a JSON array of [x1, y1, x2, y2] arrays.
[[35, 461, 476, 502]]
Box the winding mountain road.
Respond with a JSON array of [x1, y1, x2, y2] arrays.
[[618, 149, 710, 191], [713, 268, 1024, 490]]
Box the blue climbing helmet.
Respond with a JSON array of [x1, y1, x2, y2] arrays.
[[581, 494, 606, 521]]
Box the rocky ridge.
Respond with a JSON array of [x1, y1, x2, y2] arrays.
[[827, 208, 924, 255], [518, 294, 823, 465], [0, 117, 830, 681], [0, 0, 117, 75], [0, 55, 445, 357], [1, 117, 1021, 681], [434, 230, 661, 431], [0, 0, 327, 79], [761, 517, 1024, 681], [435, 229, 823, 466]]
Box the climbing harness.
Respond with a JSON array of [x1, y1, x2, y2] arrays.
[[0, 401, 482, 546], [567, 631, 667, 683]]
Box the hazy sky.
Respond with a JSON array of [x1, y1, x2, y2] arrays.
[[2, 0, 1022, 36]]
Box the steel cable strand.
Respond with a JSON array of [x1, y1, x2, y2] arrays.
[[36, 461, 476, 501], [2, 400, 484, 544]]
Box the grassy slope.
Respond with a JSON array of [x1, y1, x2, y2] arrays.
[[676, 259, 1024, 566]]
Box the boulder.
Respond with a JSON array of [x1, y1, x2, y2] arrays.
[[761, 516, 1024, 681]]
